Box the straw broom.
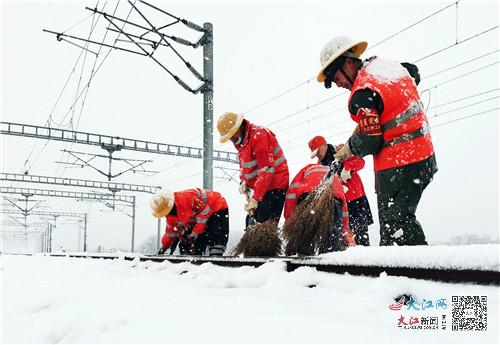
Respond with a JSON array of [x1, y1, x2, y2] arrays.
[[232, 191, 283, 257], [232, 219, 282, 257], [282, 163, 341, 256]]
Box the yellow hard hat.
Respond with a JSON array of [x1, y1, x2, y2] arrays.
[[150, 188, 175, 218], [316, 36, 368, 83], [217, 112, 244, 143]]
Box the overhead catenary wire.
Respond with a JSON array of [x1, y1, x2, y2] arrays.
[[270, 51, 499, 138], [62, 13, 95, 34], [282, 90, 500, 155], [242, 0, 462, 117], [423, 49, 499, 79], [70, 9, 101, 130], [268, 28, 499, 131], [421, 61, 499, 92], [277, 54, 499, 144], [244, 79, 311, 114], [432, 108, 499, 128], [194, 1, 479, 150], [22, 1, 105, 174], [52, 0, 123, 177], [427, 88, 499, 110], [369, 0, 461, 50], [413, 25, 499, 63], [429, 95, 499, 118], [286, 106, 499, 166], [51, 0, 123, 177]]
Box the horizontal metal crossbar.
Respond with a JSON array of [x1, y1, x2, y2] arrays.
[[1, 209, 86, 219], [0, 187, 134, 203], [1, 173, 160, 194], [1, 122, 238, 163]]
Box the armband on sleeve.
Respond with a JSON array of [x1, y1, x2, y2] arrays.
[[356, 108, 382, 136]]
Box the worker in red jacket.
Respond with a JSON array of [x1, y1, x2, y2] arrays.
[[309, 136, 373, 245], [217, 112, 289, 225], [150, 188, 229, 256], [316, 36, 437, 246], [284, 164, 355, 253]]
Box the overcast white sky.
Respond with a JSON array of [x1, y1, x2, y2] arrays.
[[1, 0, 499, 252]]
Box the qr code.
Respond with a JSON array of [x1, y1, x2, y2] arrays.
[[451, 296, 487, 331]]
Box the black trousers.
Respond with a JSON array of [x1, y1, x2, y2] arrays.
[[378, 182, 429, 246], [180, 208, 229, 256], [347, 196, 373, 246], [245, 189, 286, 226]]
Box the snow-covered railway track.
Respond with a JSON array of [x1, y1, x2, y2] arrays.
[[35, 252, 500, 286]]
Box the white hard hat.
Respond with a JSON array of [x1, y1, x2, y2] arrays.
[[150, 188, 175, 218], [316, 36, 368, 82]]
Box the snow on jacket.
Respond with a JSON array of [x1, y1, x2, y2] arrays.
[[348, 57, 435, 172], [284, 164, 352, 244], [161, 189, 228, 248], [234, 120, 289, 201]]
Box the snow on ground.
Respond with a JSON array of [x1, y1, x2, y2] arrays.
[[316, 244, 500, 271], [2, 254, 499, 344]]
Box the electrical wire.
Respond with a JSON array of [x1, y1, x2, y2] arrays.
[[369, 1, 461, 50], [244, 79, 311, 114], [413, 25, 498, 63], [423, 49, 499, 79], [242, 0, 462, 118], [432, 108, 498, 128]]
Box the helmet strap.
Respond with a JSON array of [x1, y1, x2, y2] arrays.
[[339, 67, 354, 86]]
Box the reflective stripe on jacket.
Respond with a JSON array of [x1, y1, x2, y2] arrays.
[[234, 120, 289, 201], [349, 57, 435, 172]]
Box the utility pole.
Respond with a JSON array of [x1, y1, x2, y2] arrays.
[[202, 22, 213, 190], [48, 223, 53, 252], [157, 218, 161, 252], [131, 196, 136, 252], [83, 213, 88, 252]]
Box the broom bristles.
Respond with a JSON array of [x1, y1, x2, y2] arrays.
[[232, 219, 282, 257], [282, 180, 337, 256]]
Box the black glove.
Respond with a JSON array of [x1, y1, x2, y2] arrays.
[[158, 246, 167, 255]]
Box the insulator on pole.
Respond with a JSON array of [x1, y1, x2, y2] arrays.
[[174, 77, 194, 93], [181, 19, 204, 32], [185, 62, 205, 81], [170, 36, 194, 47]]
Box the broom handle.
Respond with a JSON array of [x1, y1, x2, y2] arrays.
[[244, 190, 257, 225], [326, 159, 343, 180]]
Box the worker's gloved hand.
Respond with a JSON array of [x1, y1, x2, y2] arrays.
[[239, 181, 248, 195], [340, 168, 351, 182], [158, 246, 167, 255], [244, 198, 259, 213], [333, 143, 353, 161]]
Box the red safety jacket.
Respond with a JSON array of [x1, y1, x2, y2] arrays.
[[161, 189, 228, 248], [234, 120, 289, 201], [284, 164, 353, 245], [338, 153, 367, 202], [349, 57, 435, 172]]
